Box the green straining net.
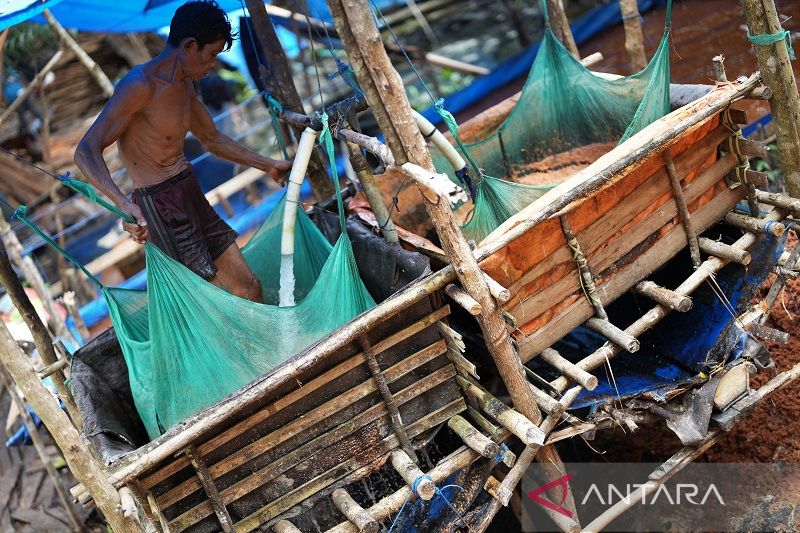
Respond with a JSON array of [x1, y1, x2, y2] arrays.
[[105, 201, 375, 438], [433, 0, 673, 242], [24, 119, 375, 440]]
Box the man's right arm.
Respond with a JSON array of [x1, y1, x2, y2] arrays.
[[74, 72, 152, 242]]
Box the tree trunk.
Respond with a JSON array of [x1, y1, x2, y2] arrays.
[[620, 0, 647, 71], [739, 0, 800, 198], [243, 0, 335, 201]]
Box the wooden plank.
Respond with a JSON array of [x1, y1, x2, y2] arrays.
[[157, 341, 448, 509], [516, 181, 745, 361], [509, 153, 738, 331], [230, 397, 467, 533], [504, 125, 727, 308], [18, 470, 45, 509], [170, 368, 461, 530], [140, 306, 451, 491], [0, 464, 22, 511]]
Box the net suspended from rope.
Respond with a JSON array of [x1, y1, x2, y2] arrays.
[[23, 121, 375, 440], [432, 0, 673, 243]]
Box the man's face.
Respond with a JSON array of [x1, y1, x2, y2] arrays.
[[181, 38, 226, 80]]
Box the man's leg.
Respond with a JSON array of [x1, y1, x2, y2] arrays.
[[212, 243, 264, 303]]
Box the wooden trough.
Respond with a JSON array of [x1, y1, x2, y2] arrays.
[[63, 73, 800, 533]]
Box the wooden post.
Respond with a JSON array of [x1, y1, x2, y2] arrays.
[[0, 241, 81, 426], [0, 320, 144, 532], [0, 364, 84, 532], [327, 0, 544, 432], [546, 0, 579, 59], [619, 0, 647, 71], [0, 217, 77, 345], [42, 11, 114, 98], [242, 0, 335, 201], [738, 0, 800, 198]]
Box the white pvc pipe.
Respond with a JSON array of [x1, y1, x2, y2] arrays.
[[411, 110, 466, 172], [279, 127, 318, 307], [281, 127, 318, 256]]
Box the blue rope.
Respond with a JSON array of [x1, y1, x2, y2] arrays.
[[764, 220, 777, 237], [388, 474, 467, 532]]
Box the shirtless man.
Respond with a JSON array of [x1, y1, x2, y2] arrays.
[[74, 0, 290, 303]]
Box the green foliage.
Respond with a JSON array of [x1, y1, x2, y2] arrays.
[[4, 23, 58, 79], [750, 143, 782, 182]]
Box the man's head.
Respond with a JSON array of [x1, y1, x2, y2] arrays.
[[167, 0, 235, 80]]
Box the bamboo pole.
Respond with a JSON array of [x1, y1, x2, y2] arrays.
[[0, 237, 80, 425], [619, 0, 647, 71], [0, 320, 143, 532], [447, 415, 501, 459], [346, 143, 398, 242], [738, 0, 800, 198], [331, 488, 378, 533], [546, 0, 579, 59], [42, 11, 113, 98], [0, 364, 85, 532], [242, 0, 335, 201]]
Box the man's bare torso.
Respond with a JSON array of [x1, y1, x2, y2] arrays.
[[117, 62, 196, 188]]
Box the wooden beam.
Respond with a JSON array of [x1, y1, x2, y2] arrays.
[[634, 281, 692, 312], [698, 237, 751, 265], [331, 488, 378, 533], [0, 316, 142, 532], [445, 283, 482, 315], [738, 0, 800, 198], [42, 10, 113, 97]]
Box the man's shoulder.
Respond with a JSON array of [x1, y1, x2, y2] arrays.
[[114, 66, 155, 100]]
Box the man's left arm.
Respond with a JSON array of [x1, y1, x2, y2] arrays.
[[190, 95, 291, 185]]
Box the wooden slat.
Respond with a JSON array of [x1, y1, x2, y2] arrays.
[[141, 305, 450, 491], [504, 125, 729, 312], [157, 340, 448, 509], [509, 152, 738, 329], [170, 368, 462, 530], [231, 397, 466, 533], [516, 180, 745, 361]]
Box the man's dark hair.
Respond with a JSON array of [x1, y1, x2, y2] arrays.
[[167, 0, 235, 51]]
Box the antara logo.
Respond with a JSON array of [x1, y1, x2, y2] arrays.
[[527, 473, 575, 518], [580, 483, 726, 506]]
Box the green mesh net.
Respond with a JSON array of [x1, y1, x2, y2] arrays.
[[22, 119, 376, 440], [432, 0, 673, 242], [105, 200, 375, 438]]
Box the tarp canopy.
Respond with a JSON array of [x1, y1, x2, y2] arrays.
[[0, 0, 245, 32]]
